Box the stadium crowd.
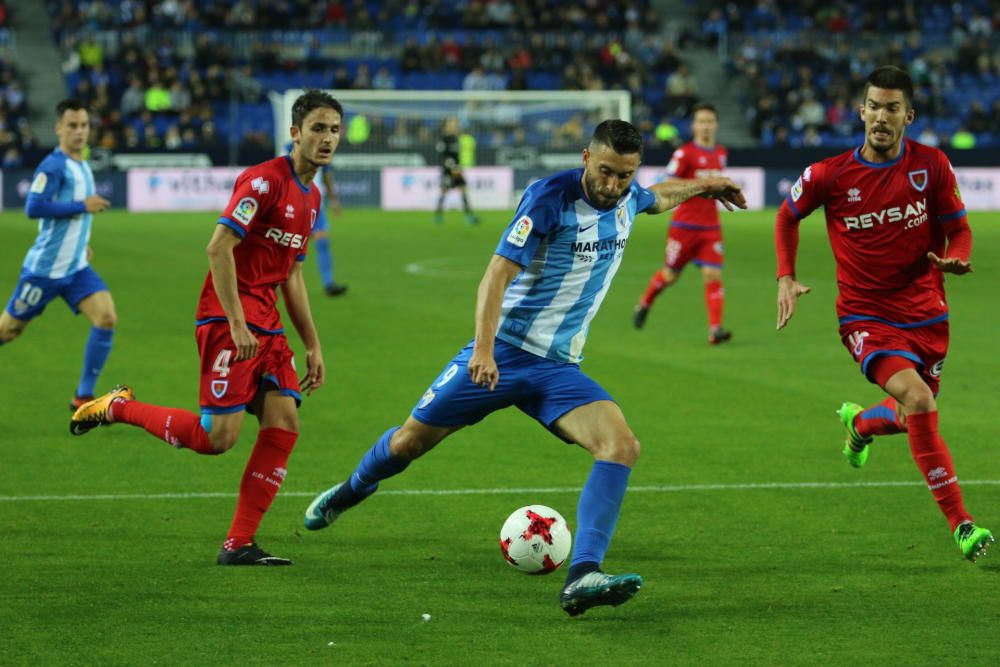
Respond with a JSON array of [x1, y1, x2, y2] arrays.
[[701, 0, 1000, 148]]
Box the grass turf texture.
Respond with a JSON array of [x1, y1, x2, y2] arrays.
[[2, 208, 998, 665]]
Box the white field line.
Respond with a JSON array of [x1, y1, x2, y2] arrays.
[[2, 479, 1000, 502]]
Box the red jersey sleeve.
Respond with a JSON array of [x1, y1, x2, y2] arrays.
[[785, 161, 826, 219], [665, 147, 691, 178], [218, 168, 279, 239], [932, 151, 972, 261]]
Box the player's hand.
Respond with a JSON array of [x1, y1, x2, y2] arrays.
[[927, 252, 973, 275], [329, 198, 342, 219], [84, 194, 111, 213], [229, 321, 258, 361], [86, 245, 93, 262], [699, 177, 747, 211], [300, 346, 326, 395], [468, 347, 499, 391], [776, 275, 811, 330]]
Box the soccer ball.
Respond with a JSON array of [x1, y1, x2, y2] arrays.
[[499, 505, 572, 575]]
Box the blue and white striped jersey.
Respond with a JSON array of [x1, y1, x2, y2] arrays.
[[22, 148, 95, 279], [495, 168, 656, 364]]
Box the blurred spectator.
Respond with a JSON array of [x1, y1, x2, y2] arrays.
[[654, 118, 680, 147], [372, 66, 396, 90], [2, 145, 21, 169], [950, 127, 976, 149], [917, 127, 940, 147], [665, 63, 697, 116], [144, 74, 171, 112]]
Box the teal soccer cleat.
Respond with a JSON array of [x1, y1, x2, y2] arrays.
[[559, 571, 643, 617], [304, 482, 346, 531]]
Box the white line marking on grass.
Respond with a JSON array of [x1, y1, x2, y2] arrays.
[[3, 479, 999, 502]]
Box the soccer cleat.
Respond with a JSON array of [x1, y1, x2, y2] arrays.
[[70, 384, 134, 436], [433, 212, 443, 225], [633, 305, 649, 330], [465, 213, 480, 225], [217, 541, 292, 566], [559, 571, 643, 617], [954, 522, 995, 562], [304, 482, 346, 531], [708, 327, 732, 345], [838, 402, 872, 468], [70, 395, 93, 413], [325, 283, 348, 297]]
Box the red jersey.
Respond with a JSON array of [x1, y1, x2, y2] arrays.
[[665, 141, 727, 229], [196, 156, 321, 331], [786, 139, 967, 325]]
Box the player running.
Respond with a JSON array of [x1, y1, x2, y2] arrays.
[[434, 116, 479, 225], [0, 99, 114, 410], [774, 66, 993, 562], [70, 90, 338, 566], [284, 140, 348, 296], [634, 104, 732, 344], [305, 120, 745, 615]]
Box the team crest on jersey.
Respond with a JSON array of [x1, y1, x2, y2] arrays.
[[251, 177, 270, 194], [232, 197, 258, 226], [908, 169, 928, 192], [507, 216, 533, 247], [211, 380, 229, 398]]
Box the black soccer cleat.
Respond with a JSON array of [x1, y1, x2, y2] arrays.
[[633, 305, 650, 330], [217, 542, 292, 566], [325, 283, 348, 297], [709, 327, 732, 345]]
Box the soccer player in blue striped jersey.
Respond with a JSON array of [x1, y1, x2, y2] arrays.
[[0, 99, 115, 410], [305, 120, 745, 615]]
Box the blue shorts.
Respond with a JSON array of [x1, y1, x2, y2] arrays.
[[411, 339, 615, 442], [4, 266, 109, 321], [312, 204, 329, 234]]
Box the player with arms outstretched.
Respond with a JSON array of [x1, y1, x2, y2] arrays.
[[775, 66, 993, 561], [634, 104, 731, 344], [305, 120, 745, 615], [0, 99, 114, 409], [71, 90, 339, 565]]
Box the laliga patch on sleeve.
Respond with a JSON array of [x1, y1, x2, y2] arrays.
[[29, 172, 48, 194], [232, 197, 258, 226], [790, 177, 803, 202], [506, 216, 533, 247]]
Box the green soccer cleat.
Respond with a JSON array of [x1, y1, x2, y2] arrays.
[[954, 522, 995, 562], [559, 571, 643, 617], [838, 402, 872, 468]]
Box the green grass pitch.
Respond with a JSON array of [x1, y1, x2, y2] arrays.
[[2, 206, 998, 665]]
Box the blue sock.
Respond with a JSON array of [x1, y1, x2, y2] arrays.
[[332, 427, 410, 508], [568, 460, 632, 578], [76, 326, 114, 397], [315, 237, 334, 288]]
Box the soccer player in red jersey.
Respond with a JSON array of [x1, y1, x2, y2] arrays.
[[774, 66, 993, 562], [634, 104, 732, 344], [70, 90, 339, 565]]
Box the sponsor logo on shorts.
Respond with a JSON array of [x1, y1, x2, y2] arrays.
[[929, 359, 945, 377], [506, 216, 533, 247], [848, 330, 869, 357], [232, 197, 258, 226], [211, 380, 228, 398]]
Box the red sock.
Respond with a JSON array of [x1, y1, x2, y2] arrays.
[[704, 280, 724, 330], [855, 396, 907, 437], [640, 270, 667, 308], [224, 427, 298, 550], [114, 400, 215, 455], [906, 411, 972, 531]]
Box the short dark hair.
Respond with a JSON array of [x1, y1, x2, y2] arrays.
[[55, 99, 88, 119], [291, 89, 343, 127], [864, 66, 914, 108], [691, 103, 718, 118], [590, 119, 643, 158]]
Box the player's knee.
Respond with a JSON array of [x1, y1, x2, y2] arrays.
[[897, 383, 935, 415], [390, 427, 433, 461], [594, 433, 640, 467], [267, 411, 299, 434], [94, 311, 117, 329]]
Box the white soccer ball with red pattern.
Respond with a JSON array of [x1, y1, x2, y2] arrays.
[[499, 505, 572, 575]]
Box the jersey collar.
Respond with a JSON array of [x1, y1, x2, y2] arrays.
[[853, 140, 907, 169], [284, 155, 313, 193]]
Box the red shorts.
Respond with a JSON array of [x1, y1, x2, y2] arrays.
[[196, 321, 301, 413], [666, 225, 723, 271], [838, 319, 949, 395]]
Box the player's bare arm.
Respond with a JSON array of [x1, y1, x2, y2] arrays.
[[321, 169, 342, 219], [280, 261, 325, 395], [205, 224, 257, 361], [469, 254, 522, 391], [775, 275, 812, 330], [646, 177, 746, 214]]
